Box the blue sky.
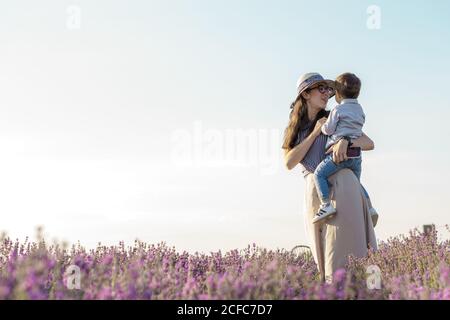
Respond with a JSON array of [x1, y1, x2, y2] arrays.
[[0, 1, 449, 252]]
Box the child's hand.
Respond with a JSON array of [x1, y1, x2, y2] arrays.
[[313, 117, 328, 136]]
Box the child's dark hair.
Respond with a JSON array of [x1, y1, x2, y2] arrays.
[[335, 73, 361, 99]]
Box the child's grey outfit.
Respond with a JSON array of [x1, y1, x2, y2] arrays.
[[314, 99, 370, 204]]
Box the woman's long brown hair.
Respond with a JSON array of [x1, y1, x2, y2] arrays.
[[281, 91, 329, 151]]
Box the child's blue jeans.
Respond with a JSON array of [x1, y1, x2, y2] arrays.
[[314, 154, 370, 204]]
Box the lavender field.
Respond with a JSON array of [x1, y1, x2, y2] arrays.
[[0, 228, 448, 300]]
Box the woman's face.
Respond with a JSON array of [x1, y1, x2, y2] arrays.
[[303, 84, 332, 110]]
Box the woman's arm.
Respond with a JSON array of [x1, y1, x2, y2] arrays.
[[325, 132, 375, 164], [284, 132, 319, 170], [351, 132, 374, 151], [284, 118, 327, 170]]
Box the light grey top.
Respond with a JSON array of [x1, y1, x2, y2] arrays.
[[322, 99, 365, 149]]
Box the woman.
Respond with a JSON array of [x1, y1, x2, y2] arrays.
[[282, 73, 377, 282]]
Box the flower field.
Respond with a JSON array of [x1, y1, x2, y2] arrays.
[[0, 227, 448, 300]]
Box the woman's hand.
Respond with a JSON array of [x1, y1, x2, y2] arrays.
[[312, 117, 328, 137], [325, 138, 348, 163]]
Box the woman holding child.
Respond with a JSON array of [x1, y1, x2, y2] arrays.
[[282, 72, 378, 282]]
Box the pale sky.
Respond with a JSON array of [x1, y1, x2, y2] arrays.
[[0, 0, 449, 253]]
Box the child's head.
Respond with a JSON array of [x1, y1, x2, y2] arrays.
[[335, 73, 361, 103]]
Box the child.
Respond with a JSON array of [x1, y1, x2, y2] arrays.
[[312, 73, 378, 226]]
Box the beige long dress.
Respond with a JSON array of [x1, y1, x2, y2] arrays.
[[303, 168, 378, 282]]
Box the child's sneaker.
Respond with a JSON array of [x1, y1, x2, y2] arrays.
[[369, 207, 378, 227], [312, 203, 337, 224]]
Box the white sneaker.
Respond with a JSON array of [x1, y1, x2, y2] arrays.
[[369, 207, 379, 227], [312, 203, 337, 224]]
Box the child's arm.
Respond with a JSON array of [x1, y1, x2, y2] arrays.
[[321, 108, 339, 136]]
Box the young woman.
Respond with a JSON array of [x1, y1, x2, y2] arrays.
[[282, 72, 377, 282]]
